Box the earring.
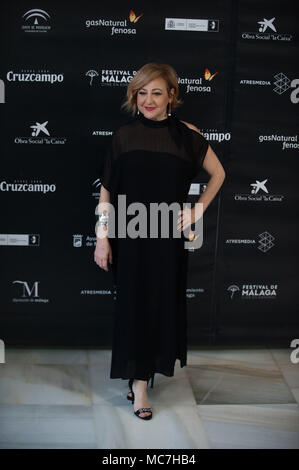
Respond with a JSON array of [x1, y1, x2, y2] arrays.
[[168, 103, 172, 116], [137, 109, 140, 115]]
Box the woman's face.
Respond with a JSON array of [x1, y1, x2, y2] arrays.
[[136, 77, 174, 121]]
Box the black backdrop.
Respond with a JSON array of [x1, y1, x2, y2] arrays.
[[1, 0, 298, 347]]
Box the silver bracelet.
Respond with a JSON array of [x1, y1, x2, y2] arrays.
[[99, 211, 109, 227]]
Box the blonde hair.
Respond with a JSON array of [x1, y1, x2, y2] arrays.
[[121, 62, 183, 116]]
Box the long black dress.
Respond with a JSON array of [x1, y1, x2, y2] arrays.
[[101, 111, 209, 382]]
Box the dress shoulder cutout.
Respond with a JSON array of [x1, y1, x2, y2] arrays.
[[180, 120, 203, 135]]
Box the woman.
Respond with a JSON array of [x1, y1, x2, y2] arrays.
[[94, 62, 225, 420]]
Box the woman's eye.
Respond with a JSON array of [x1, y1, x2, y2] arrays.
[[138, 92, 162, 96]]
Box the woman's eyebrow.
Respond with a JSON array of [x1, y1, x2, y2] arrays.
[[140, 88, 163, 91]]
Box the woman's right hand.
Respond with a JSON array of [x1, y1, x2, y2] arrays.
[[94, 237, 112, 272]]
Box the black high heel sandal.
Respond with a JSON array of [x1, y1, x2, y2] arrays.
[[127, 377, 153, 420], [127, 373, 155, 402]]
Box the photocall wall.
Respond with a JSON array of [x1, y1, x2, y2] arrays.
[[0, 0, 298, 347]]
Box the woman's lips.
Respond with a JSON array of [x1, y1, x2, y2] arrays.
[[145, 107, 155, 111]]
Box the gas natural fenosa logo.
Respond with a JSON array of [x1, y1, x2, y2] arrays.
[[85, 9, 143, 35], [178, 68, 218, 94]]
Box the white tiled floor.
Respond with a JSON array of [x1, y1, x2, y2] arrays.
[[0, 347, 298, 449]]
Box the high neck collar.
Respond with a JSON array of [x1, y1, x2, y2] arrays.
[[138, 112, 171, 128], [137, 111, 195, 160]]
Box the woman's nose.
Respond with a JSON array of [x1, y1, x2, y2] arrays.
[[144, 95, 154, 103]]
